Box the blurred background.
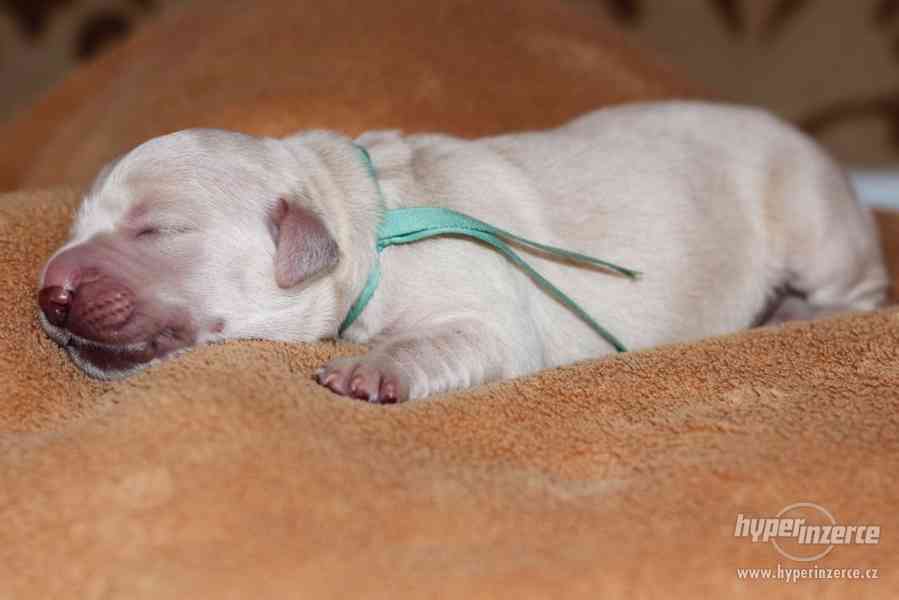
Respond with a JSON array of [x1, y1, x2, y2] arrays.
[[0, 0, 896, 166]]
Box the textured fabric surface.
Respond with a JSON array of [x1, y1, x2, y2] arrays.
[[4, 1, 899, 165], [0, 0, 691, 191], [1, 1, 897, 597], [1, 187, 898, 597]]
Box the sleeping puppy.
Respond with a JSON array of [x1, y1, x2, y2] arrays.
[[37, 101, 888, 402]]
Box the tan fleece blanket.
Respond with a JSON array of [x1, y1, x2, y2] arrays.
[[1, 1, 897, 597], [2, 186, 898, 597]]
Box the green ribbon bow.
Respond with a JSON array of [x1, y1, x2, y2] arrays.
[[339, 144, 640, 352]]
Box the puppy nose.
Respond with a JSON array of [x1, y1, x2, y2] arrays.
[[38, 286, 72, 327], [67, 281, 136, 342]]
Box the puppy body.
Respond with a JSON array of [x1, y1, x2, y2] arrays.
[[39, 101, 888, 401]]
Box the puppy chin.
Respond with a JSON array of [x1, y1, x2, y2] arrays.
[[66, 342, 157, 380], [39, 313, 146, 379], [40, 312, 199, 379], [39, 312, 71, 347]]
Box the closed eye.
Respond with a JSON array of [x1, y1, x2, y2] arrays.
[[137, 226, 159, 238], [135, 225, 195, 239]]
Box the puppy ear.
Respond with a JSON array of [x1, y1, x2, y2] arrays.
[[272, 198, 339, 288]]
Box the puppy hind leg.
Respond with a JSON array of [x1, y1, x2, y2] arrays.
[[763, 293, 845, 325], [776, 221, 889, 324], [762, 265, 888, 326]]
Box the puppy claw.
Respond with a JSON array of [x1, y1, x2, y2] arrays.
[[379, 381, 398, 404], [317, 355, 408, 403], [349, 374, 379, 402]]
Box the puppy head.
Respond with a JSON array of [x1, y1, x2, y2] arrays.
[[37, 129, 352, 379]]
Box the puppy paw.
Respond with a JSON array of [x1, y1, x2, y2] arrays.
[[316, 354, 409, 404]]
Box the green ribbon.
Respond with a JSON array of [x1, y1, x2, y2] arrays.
[[339, 144, 640, 352]]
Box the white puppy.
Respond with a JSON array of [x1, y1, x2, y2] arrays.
[[38, 101, 888, 402]]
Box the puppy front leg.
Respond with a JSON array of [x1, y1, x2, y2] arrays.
[[317, 319, 530, 403]]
